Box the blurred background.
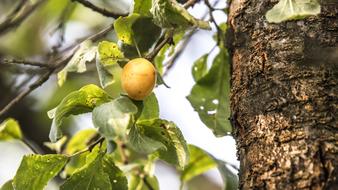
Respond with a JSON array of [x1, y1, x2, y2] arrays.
[[0, 0, 238, 189]]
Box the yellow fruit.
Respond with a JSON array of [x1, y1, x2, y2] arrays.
[[121, 58, 157, 100]]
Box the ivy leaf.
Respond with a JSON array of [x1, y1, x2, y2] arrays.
[[192, 54, 208, 82], [130, 119, 189, 168], [92, 96, 138, 140], [151, 0, 210, 30], [57, 41, 97, 86], [61, 151, 112, 190], [0, 180, 14, 190], [0, 118, 22, 140], [102, 155, 128, 190], [187, 48, 232, 136], [114, 14, 161, 54], [98, 41, 124, 67], [13, 154, 68, 190], [129, 175, 159, 190], [48, 84, 111, 142], [266, 0, 321, 23], [64, 129, 98, 154], [133, 0, 152, 16], [181, 145, 217, 182]]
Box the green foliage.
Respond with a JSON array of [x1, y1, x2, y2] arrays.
[[0, 118, 22, 140], [129, 175, 159, 190], [187, 48, 232, 136], [192, 54, 208, 82], [102, 155, 128, 190], [135, 93, 159, 121], [181, 145, 217, 182], [48, 84, 111, 142], [13, 154, 68, 190], [266, 0, 321, 23], [130, 119, 189, 168], [92, 96, 138, 140], [218, 162, 238, 190], [58, 41, 97, 87], [114, 14, 161, 55], [61, 148, 127, 190], [64, 129, 98, 154], [0, 180, 14, 190], [98, 41, 124, 66], [151, 0, 210, 29], [133, 0, 152, 17]]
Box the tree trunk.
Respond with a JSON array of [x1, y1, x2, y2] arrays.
[[227, 0, 338, 189]]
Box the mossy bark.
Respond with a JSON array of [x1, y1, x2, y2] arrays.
[[227, 1, 338, 189]]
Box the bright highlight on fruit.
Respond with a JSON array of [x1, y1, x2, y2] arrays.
[[121, 58, 157, 100]]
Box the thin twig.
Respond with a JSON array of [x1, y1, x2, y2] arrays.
[[0, 69, 54, 118], [68, 136, 105, 157], [163, 28, 197, 76], [143, 177, 155, 190], [72, 0, 127, 19], [22, 136, 42, 154], [116, 140, 129, 165], [183, 0, 199, 8], [0, 0, 47, 35], [145, 30, 174, 61], [0, 24, 115, 118], [0, 58, 50, 68]]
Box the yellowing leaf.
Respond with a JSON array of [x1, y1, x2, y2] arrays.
[[98, 41, 124, 66], [0, 118, 22, 140], [58, 40, 97, 86]]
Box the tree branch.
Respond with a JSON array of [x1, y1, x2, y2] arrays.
[[72, 0, 127, 19], [0, 24, 115, 118], [0, 0, 46, 35], [68, 136, 105, 157], [0, 58, 51, 68]]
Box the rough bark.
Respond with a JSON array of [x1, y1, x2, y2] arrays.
[[227, 0, 338, 189]]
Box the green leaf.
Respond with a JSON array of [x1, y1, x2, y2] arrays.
[[130, 119, 189, 168], [129, 175, 159, 190], [92, 96, 138, 140], [114, 14, 161, 54], [181, 145, 217, 182], [13, 154, 68, 190], [151, 0, 210, 29], [57, 40, 97, 86], [217, 161, 238, 190], [0, 118, 22, 140], [44, 136, 68, 153], [266, 0, 321, 23], [62, 154, 88, 177], [128, 123, 166, 153], [102, 155, 128, 190], [61, 151, 112, 190], [192, 54, 208, 82], [135, 93, 159, 122], [48, 84, 111, 142], [98, 41, 124, 66], [64, 129, 98, 154], [133, 0, 152, 16], [187, 48, 232, 136], [0, 180, 14, 190]]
